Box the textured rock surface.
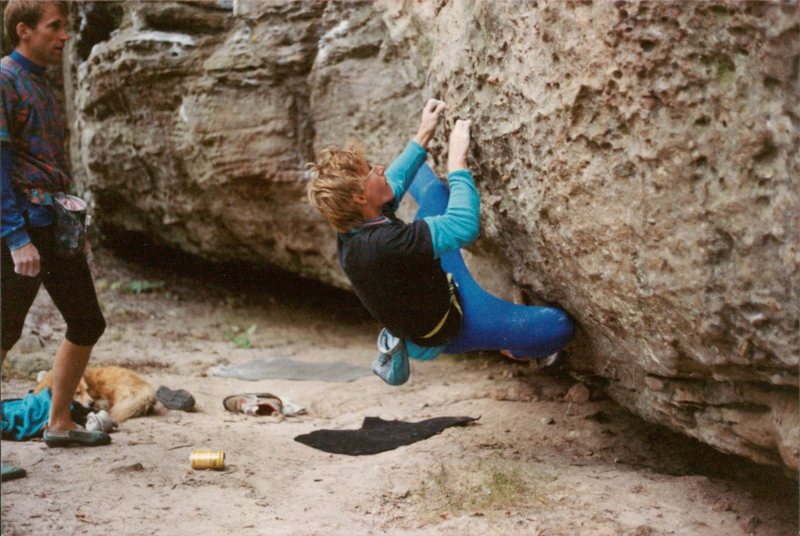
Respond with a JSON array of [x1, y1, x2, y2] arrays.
[[68, 1, 799, 471]]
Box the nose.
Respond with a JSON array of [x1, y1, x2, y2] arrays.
[[86, 399, 95, 410]]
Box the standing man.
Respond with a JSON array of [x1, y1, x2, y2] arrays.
[[1, 0, 110, 447]]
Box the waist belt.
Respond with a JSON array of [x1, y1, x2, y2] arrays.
[[420, 273, 462, 340]]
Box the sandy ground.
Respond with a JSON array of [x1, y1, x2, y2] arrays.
[[1, 248, 797, 536]]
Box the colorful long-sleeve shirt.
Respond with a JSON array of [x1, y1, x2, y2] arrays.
[[1, 50, 72, 250]]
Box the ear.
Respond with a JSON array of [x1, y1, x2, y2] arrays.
[[16, 22, 32, 42], [352, 192, 367, 205]]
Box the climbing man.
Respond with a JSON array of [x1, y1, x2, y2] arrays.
[[1, 0, 111, 447], [308, 99, 574, 385]]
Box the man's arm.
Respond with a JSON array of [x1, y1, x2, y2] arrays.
[[0, 76, 31, 251], [2, 142, 40, 277], [386, 99, 446, 207], [1, 75, 41, 277], [422, 120, 480, 258], [385, 141, 427, 211], [1, 142, 30, 250]]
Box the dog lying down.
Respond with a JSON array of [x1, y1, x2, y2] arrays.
[[34, 366, 157, 423]]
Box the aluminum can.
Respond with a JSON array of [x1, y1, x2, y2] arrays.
[[190, 449, 225, 470]]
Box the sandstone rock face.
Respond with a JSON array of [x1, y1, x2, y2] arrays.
[[69, 1, 798, 471]]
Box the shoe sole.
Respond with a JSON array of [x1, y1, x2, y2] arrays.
[[43, 433, 111, 448], [1, 465, 27, 482]]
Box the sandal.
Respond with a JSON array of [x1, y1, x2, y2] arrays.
[[223, 393, 282, 416], [1, 464, 27, 482], [43, 425, 111, 448]]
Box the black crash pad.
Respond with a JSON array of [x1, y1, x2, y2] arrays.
[[294, 416, 479, 455]]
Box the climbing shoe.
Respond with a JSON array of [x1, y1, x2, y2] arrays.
[[501, 350, 565, 372], [372, 329, 410, 386]]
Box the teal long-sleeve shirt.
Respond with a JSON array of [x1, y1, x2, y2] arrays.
[[386, 141, 480, 257]]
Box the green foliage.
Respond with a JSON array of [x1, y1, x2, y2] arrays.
[[123, 280, 165, 294], [416, 458, 553, 519], [420, 461, 532, 512], [225, 323, 257, 349], [231, 335, 252, 349]]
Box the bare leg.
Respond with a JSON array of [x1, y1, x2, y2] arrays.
[[47, 340, 92, 432]]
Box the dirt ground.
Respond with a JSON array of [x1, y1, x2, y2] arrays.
[[1, 247, 797, 536]]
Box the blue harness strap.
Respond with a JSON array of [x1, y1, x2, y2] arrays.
[[409, 164, 574, 358]]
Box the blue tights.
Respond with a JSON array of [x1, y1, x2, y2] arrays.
[[407, 164, 574, 360]]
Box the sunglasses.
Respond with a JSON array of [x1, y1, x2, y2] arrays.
[[366, 164, 384, 180]]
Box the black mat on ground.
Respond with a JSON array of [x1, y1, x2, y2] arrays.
[[294, 416, 479, 455]]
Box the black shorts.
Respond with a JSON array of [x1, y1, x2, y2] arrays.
[[1, 224, 105, 351]]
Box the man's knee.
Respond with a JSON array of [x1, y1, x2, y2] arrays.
[[65, 313, 106, 347], [1, 316, 28, 352]]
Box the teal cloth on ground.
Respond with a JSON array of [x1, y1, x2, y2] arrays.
[[1, 389, 51, 440]]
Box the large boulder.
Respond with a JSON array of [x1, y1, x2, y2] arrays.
[[68, 0, 798, 471]]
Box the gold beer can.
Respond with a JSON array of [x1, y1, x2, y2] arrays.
[[190, 449, 225, 470]]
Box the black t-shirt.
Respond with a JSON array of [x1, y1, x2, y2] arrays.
[[338, 208, 456, 345]]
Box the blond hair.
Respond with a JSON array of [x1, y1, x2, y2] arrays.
[[307, 143, 369, 233]]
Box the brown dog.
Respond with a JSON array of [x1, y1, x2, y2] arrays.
[[34, 366, 157, 422]]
